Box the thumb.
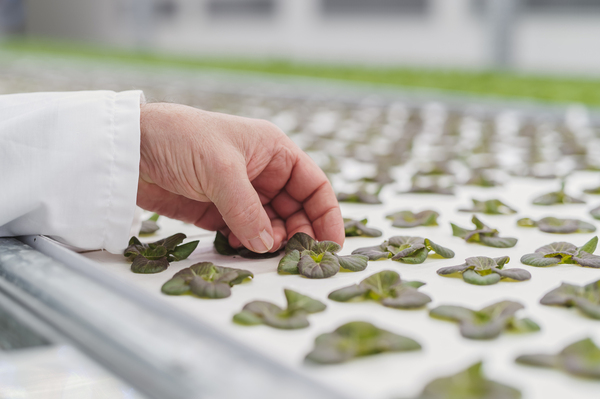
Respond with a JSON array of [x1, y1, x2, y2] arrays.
[[209, 166, 274, 253]]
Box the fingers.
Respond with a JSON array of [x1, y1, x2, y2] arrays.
[[208, 162, 275, 253], [226, 207, 286, 252]]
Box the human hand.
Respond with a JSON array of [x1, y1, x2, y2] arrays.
[[137, 103, 344, 253]]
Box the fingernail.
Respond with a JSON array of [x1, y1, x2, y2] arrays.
[[249, 230, 274, 253]]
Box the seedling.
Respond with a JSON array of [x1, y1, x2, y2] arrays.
[[520, 236, 600, 268], [352, 236, 454, 264], [437, 256, 530, 285], [386, 210, 439, 228], [124, 233, 199, 274], [539, 279, 600, 319], [517, 217, 596, 234], [344, 218, 382, 237], [459, 199, 516, 215], [451, 216, 518, 248]]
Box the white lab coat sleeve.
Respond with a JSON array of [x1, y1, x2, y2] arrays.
[[0, 90, 144, 254]]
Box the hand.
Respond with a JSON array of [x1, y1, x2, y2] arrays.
[[137, 103, 344, 253]]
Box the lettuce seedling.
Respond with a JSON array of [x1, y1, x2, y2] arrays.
[[451, 215, 518, 248], [406, 362, 521, 399], [213, 231, 281, 259], [437, 256, 531, 285], [516, 338, 600, 379], [344, 218, 382, 237], [336, 186, 382, 204], [539, 279, 600, 319], [305, 321, 421, 364], [517, 217, 596, 234], [386, 210, 439, 228], [352, 236, 454, 264], [429, 300, 540, 339], [124, 233, 199, 274], [459, 199, 517, 215], [532, 181, 585, 205], [139, 213, 160, 236], [233, 289, 326, 329], [328, 270, 431, 309], [590, 205, 600, 220], [278, 232, 368, 279], [520, 236, 600, 268], [465, 169, 501, 187], [161, 262, 253, 299]]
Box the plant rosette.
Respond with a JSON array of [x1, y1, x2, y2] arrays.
[[352, 236, 454, 264], [437, 256, 531, 285], [520, 236, 600, 268], [386, 210, 439, 228], [451, 215, 518, 248], [344, 218, 383, 237], [233, 289, 326, 329], [532, 181, 585, 205], [124, 233, 199, 274], [429, 300, 540, 340], [539, 279, 600, 319], [517, 217, 596, 234], [516, 338, 600, 380], [277, 232, 368, 279], [161, 262, 253, 299], [213, 231, 281, 259], [404, 362, 521, 399], [305, 321, 421, 364], [328, 270, 431, 309], [458, 199, 517, 215]]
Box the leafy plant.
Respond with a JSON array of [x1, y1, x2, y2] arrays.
[[584, 185, 600, 195], [124, 233, 199, 274], [352, 236, 454, 264], [305, 321, 421, 364], [405, 177, 454, 195], [404, 362, 521, 399], [233, 289, 326, 329], [437, 256, 531, 285], [328, 270, 431, 309], [277, 232, 368, 279], [451, 216, 518, 248], [344, 218, 382, 237], [516, 338, 600, 379], [539, 279, 600, 319], [386, 210, 439, 228], [520, 236, 600, 268], [337, 186, 382, 204], [139, 213, 160, 236], [590, 205, 600, 220], [161, 262, 253, 299], [459, 199, 516, 215], [532, 181, 585, 205], [517, 217, 596, 234], [213, 231, 280, 259], [429, 300, 540, 339], [465, 169, 501, 187]]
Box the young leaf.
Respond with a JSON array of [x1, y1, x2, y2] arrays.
[[168, 240, 199, 262], [351, 244, 391, 261], [424, 239, 455, 259], [335, 254, 369, 271], [591, 205, 600, 220], [386, 210, 439, 228], [125, 233, 200, 274], [233, 289, 326, 330], [189, 276, 231, 299], [451, 216, 517, 248], [540, 280, 600, 319], [459, 199, 517, 215], [305, 321, 421, 364], [355, 236, 454, 264], [131, 256, 170, 274], [407, 362, 521, 399], [516, 338, 600, 379], [517, 217, 596, 234], [277, 250, 301, 274], [297, 252, 340, 279], [532, 181, 585, 206], [328, 270, 431, 309], [430, 301, 538, 340], [344, 218, 383, 237], [438, 256, 529, 285], [337, 187, 382, 204], [140, 213, 160, 236], [521, 237, 600, 268]]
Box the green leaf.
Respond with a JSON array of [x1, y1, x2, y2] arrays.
[[285, 289, 327, 314], [312, 240, 342, 254], [141, 245, 168, 260], [155, 233, 187, 251], [336, 254, 369, 271], [386, 210, 439, 228], [213, 231, 239, 256], [429, 305, 475, 323], [436, 264, 470, 276], [329, 271, 431, 309], [462, 269, 501, 285], [540, 280, 600, 320], [465, 256, 496, 271], [492, 267, 531, 281], [522, 239, 600, 268], [305, 321, 421, 364], [516, 338, 600, 380], [394, 246, 429, 264], [591, 205, 600, 220], [298, 252, 340, 279], [494, 256, 510, 268], [277, 250, 301, 274], [459, 199, 517, 215], [140, 214, 160, 235], [517, 218, 538, 227], [168, 240, 199, 262], [424, 239, 455, 258], [451, 217, 517, 248], [409, 362, 522, 399], [160, 276, 189, 295], [189, 276, 231, 298], [579, 236, 599, 254], [533, 186, 585, 206], [131, 255, 169, 274], [344, 218, 383, 237], [450, 223, 470, 239], [479, 235, 518, 248], [509, 317, 541, 333], [351, 244, 391, 260], [572, 251, 600, 268], [337, 188, 382, 204], [520, 252, 562, 267], [232, 310, 263, 326]]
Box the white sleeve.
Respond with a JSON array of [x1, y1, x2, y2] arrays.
[[0, 90, 144, 254]]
